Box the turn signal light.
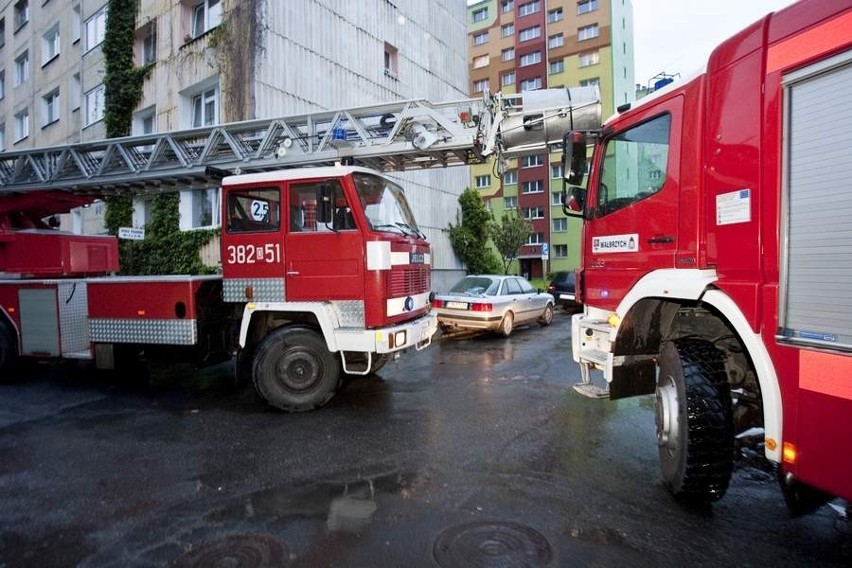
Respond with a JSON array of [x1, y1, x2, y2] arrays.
[[782, 442, 797, 464]]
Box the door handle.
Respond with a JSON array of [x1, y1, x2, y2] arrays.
[[286, 271, 300, 276], [647, 235, 675, 244]]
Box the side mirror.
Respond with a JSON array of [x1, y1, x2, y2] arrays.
[[562, 131, 587, 186], [316, 182, 333, 225], [562, 186, 586, 217]]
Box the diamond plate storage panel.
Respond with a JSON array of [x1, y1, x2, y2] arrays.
[[223, 278, 285, 303], [90, 318, 197, 345], [58, 281, 90, 355]]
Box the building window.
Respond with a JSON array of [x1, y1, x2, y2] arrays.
[[473, 31, 489, 46], [473, 54, 490, 69], [523, 206, 544, 219], [191, 87, 218, 127], [503, 170, 518, 185], [548, 34, 564, 49], [502, 1, 514, 13], [578, 24, 599, 41], [14, 1, 28, 31], [504, 196, 517, 209], [192, 0, 221, 38], [384, 42, 398, 78], [70, 73, 81, 110], [519, 51, 541, 67], [0, 18, 5, 47], [475, 175, 491, 188], [501, 23, 514, 37], [578, 0, 599, 15], [0, 70, 5, 100], [0, 123, 4, 152], [501, 71, 515, 87], [526, 232, 543, 245], [522, 180, 543, 193], [547, 8, 564, 23], [473, 78, 489, 93], [520, 77, 542, 91], [133, 106, 156, 136], [85, 84, 105, 126], [551, 163, 564, 178], [472, 7, 488, 22], [579, 51, 600, 67], [138, 21, 157, 65], [553, 218, 567, 232], [580, 77, 600, 87], [519, 1, 540, 17], [180, 188, 220, 230], [549, 60, 564, 74], [552, 191, 562, 206], [554, 244, 568, 258], [519, 26, 541, 42], [86, 7, 107, 52], [42, 89, 60, 126], [72, 5, 81, 43], [522, 155, 543, 168], [501, 47, 515, 62], [14, 108, 28, 141], [14, 51, 28, 85], [42, 24, 60, 65]]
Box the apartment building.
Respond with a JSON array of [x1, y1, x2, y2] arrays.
[[1, 0, 472, 289], [467, 0, 634, 279]]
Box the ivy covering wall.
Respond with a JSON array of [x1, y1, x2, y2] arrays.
[[102, 0, 216, 275]]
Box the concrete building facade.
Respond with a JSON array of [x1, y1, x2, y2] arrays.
[[467, 0, 634, 280], [1, 0, 472, 290]]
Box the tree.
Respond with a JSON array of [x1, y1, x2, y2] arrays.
[[448, 188, 502, 274], [490, 211, 532, 275]]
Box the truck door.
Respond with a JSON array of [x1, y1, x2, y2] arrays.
[[223, 185, 287, 303], [284, 178, 364, 302], [583, 99, 682, 311]]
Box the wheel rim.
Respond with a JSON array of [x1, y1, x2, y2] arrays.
[[275, 347, 323, 394], [544, 305, 553, 324], [655, 372, 680, 456], [502, 313, 513, 335]]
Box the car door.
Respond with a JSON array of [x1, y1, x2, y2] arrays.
[[516, 277, 542, 322]]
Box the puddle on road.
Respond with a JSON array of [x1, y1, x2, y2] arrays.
[[206, 471, 420, 534]]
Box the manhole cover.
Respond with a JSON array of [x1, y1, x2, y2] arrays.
[[433, 520, 553, 567], [173, 534, 289, 568]]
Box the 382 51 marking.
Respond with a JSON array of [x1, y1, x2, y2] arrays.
[[226, 243, 282, 265]]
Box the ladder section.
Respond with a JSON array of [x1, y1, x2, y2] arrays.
[[0, 97, 493, 195]]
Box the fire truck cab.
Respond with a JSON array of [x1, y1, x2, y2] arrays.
[[564, 0, 852, 513]]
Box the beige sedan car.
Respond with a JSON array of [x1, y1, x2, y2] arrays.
[[432, 274, 555, 337]]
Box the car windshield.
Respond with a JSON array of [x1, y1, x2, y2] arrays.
[[353, 172, 422, 237], [449, 276, 500, 296]]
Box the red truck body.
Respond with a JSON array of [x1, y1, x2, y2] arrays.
[[570, 0, 852, 509]]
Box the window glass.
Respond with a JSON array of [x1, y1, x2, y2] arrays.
[[353, 173, 420, 236], [289, 179, 355, 232], [450, 276, 500, 296], [597, 113, 671, 216], [504, 278, 523, 295], [518, 278, 535, 293], [227, 187, 280, 233]]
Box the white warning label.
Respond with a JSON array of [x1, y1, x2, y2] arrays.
[[592, 233, 639, 254], [716, 188, 751, 226]]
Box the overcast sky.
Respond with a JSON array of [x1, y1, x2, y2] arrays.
[[632, 0, 797, 86]]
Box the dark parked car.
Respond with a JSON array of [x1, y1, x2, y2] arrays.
[[547, 271, 581, 310]]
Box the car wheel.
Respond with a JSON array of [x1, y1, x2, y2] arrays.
[[252, 325, 341, 412], [656, 338, 733, 503], [538, 303, 554, 327], [498, 312, 514, 337]]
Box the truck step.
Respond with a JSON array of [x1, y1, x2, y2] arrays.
[[573, 383, 610, 399]]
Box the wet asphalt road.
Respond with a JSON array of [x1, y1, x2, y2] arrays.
[[0, 310, 850, 567]]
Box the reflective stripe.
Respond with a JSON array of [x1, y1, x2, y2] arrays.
[[386, 291, 431, 317], [800, 350, 852, 400], [766, 11, 852, 74]]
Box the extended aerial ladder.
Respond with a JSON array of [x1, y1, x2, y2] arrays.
[[0, 87, 601, 200]]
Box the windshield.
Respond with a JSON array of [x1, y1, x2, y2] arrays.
[[352, 173, 422, 237], [449, 276, 500, 296]]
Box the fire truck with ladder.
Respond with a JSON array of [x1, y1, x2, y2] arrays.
[[0, 88, 599, 413], [561, 0, 852, 514]]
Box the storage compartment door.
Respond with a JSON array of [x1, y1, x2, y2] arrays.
[[19, 288, 60, 356]]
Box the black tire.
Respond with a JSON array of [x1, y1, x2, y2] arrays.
[[0, 319, 19, 381], [655, 338, 733, 503], [538, 303, 554, 327], [498, 312, 514, 337], [251, 326, 341, 412]]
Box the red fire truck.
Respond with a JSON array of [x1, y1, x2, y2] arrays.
[[0, 90, 599, 412], [563, 0, 852, 513]]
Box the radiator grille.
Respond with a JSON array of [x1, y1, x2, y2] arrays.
[[390, 265, 431, 297]]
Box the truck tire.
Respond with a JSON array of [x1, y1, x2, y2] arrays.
[[0, 319, 19, 381], [655, 338, 733, 503], [252, 326, 341, 412]]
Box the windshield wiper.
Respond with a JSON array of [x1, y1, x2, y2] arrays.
[[371, 223, 407, 235]]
